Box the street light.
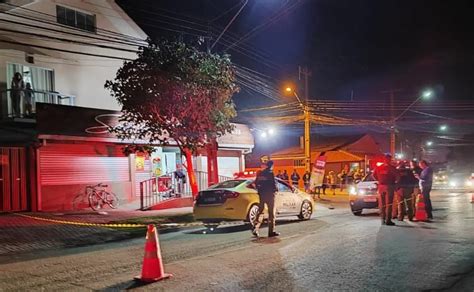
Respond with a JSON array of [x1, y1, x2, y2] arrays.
[[422, 89, 433, 99], [439, 124, 448, 131], [283, 85, 311, 173], [426, 141, 433, 147]]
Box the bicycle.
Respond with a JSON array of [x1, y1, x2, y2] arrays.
[[86, 183, 119, 211]]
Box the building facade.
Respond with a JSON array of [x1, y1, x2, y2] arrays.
[[0, 1, 254, 212]]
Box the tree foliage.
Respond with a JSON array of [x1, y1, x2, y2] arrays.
[[105, 39, 238, 154]]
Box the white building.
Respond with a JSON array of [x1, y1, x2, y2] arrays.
[[0, 0, 146, 113]]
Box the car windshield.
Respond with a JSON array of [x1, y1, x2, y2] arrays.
[[208, 180, 247, 189], [362, 173, 376, 182]]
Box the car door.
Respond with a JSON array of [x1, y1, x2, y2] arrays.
[[276, 180, 298, 215]]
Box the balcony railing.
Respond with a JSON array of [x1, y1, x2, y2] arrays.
[[0, 89, 75, 120]]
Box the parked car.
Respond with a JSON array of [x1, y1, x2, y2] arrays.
[[349, 173, 378, 215], [433, 169, 449, 187], [193, 177, 314, 228]]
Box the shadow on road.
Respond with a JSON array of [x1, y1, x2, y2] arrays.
[[103, 279, 153, 291], [186, 218, 305, 235]]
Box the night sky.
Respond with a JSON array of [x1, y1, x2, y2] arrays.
[[117, 0, 474, 160]]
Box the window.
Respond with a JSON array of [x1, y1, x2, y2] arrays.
[[57, 5, 96, 32], [294, 159, 304, 167], [277, 181, 292, 192]]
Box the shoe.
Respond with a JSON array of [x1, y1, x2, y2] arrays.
[[385, 221, 395, 226], [268, 232, 280, 237], [398, 217, 404, 222], [251, 228, 259, 238]]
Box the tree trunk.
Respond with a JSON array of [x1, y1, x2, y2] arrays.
[[206, 138, 219, 187], [183, 148, 199, 198]]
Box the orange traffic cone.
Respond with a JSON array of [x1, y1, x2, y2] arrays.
[[415, 194, 428, 221], [135, 224, 172, 282]]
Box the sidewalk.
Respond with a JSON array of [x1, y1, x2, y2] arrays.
[[0, 207, 194, 261]]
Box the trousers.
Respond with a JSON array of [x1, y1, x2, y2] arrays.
[[396, 187, 414, 220], [253, 193, 276, 235], [378, 185, 395, 223]]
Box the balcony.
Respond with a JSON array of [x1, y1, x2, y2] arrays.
[[0, 89, 75, 122]]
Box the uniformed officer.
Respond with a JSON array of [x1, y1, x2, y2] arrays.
[[252, 159, 280, 238], [373, 154, 399, 226], [395, 161, 417, 221]]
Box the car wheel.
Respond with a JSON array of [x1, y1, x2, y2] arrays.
[[246, 204, 260, 227], [298, 200, 313, 220], [352, 209, 363, 216]]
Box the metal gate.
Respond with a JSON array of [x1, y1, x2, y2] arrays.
[[0, 147, 28, 211]]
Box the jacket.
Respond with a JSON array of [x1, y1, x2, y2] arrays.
[[397, 167, 417, 188], [419, 166, 433, 188], [255, 168, 277, 194], [373, 163, 399, 185]]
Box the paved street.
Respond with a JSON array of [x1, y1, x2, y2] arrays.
[[0, 190, 473, 291]]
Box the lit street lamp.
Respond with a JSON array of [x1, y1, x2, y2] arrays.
[[284, 85, 311, 173], [426, 141, 434, 147], [439, 124, 448, 131]]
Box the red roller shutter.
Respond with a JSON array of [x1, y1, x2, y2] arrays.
[[39, 143, 130, 185]]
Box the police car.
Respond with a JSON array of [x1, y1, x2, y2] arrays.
[[193, 176, 314, 227], [349, 173, 378, 215]]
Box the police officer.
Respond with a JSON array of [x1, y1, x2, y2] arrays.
[[396, 161, 416, 221], [252, 159, 280, 238], [373, 154, 399, 226]]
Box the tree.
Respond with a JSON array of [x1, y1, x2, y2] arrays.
[[105, 39, 238, 196]]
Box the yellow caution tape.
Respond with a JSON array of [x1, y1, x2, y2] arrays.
[[13, 213, 245, 229], [14, 213, 147, 228]]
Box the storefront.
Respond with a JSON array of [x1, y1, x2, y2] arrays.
[[33, 103, 254, 211]]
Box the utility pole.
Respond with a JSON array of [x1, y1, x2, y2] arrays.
[[299, 66, 312, 173], [381, 89, 402, 158]]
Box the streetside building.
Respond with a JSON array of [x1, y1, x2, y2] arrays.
[[246, 134, 383, 188], [0, 1, 255, 212], [1, 103, 254, 212]]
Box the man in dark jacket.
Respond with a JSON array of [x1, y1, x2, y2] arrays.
[[281, 170, 289, 185], [410, 160, 422, 213], [291, 169, 301, 188], [253, 160, 279, 238], [395, 161, 417, 221], [373, 154, 399, 226], [416, 160, 434, 220]]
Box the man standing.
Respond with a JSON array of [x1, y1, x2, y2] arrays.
[[291, 169, 300, 188], [416, 160, 434, 220], [281, 170, 290, 185], [410, 160, 422, 213], [276, 170, 283, 179], [302, 171, 311, 192], [373, 154, 399, 226], [396, 161, 416, 221], [253, 160, 279, 238]]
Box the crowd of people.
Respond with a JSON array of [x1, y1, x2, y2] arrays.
[[374, 154, 433, 226]]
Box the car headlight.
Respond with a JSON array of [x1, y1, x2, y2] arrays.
[[442, 175, 446, 179], [349, 187, 357, 195], [449, 180, 457, 187], [358, 189, 367, 195], [434, 175, 438, 180]]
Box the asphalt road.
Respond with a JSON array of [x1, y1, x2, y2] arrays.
[[0, 190, 473, 291]]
